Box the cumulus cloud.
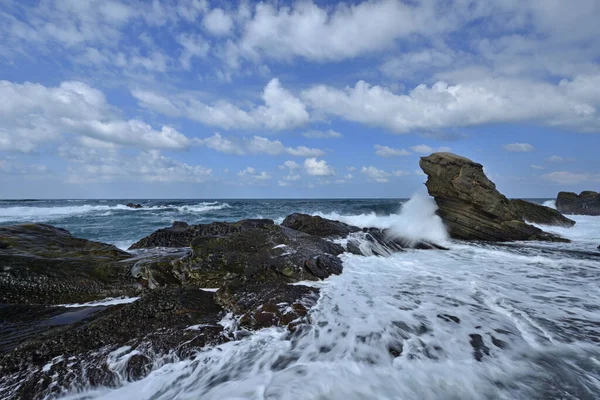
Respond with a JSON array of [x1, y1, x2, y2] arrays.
[[542, 171, 600, 185], [545, 155, 575, 163], [504, 143, 535, 152], [203, 8, 234, 36], [177, 34, 210, 69], [301, 76, 600, 133], [0, 80, 191, 152], [304, 158, 335, 176], [361, 166, 390, 183], [198, 134, 324, 157], [61, 147, 212, 184], [237, 167, 272, 184], [409, 145, 451, 154], [531, 164, 545, 170], [133, 78, 310, 131], [374, 145, 410, 157], [302, 129, 343, 139]]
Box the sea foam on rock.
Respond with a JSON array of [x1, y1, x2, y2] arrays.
[[419, 152, 574, 242]]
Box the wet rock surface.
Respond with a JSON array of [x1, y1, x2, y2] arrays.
[[556, 191, 600, 216], [419, 152, 573, 242], [129, 219, 274, 249], [0, 211, 451, 398], [282, 213, 361, 237], [0, 224, 140, 305]]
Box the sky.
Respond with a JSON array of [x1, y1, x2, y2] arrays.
[[0, 0, 599, 199]]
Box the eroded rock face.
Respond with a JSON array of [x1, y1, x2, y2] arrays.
[[557, 191, 600, 216], [129, 219, 274, 249], [0, 224, 140, 304], [509, 199, 575, 226], [419, 153, 572, 242]]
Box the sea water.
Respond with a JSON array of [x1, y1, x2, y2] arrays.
[[1, 197, 599, 399]]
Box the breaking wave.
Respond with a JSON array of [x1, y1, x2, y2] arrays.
[[0, 202, 231, 223]]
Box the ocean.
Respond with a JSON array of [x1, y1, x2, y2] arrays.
[[1, 197, 599, 399]]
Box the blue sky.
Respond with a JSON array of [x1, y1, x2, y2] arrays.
[[1, 0, 599, 199]]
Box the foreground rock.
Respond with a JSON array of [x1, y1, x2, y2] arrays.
[[0, 224, 140, 304], [283, 213, 448, 255], [134, 222, 344, 288], [129, 219, 274, 249], [419, 153, 573, 242], [556, 191, 600, 216]]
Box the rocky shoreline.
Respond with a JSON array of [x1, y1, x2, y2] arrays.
[[0, 152, 580, 399]]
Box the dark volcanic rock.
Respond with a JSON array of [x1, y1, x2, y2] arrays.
[[125, 203, 142, 209], [216, 278, 318, 331], [282, 213, 448, 254], [0, 224, 140, 304], [179, 224, 344, 285], [0, 288, 226, 399], [282, 213, 361, 237], [129, 219, 274, 249], [556, 191, 600, 216], [419, 153, 571, 242]]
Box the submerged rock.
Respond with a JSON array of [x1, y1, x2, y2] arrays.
[[556, 191, 600, 216], [419, 153, 572, 242], [129, 219, 274, 249], [125, 203, 142, 209], [0, 224, 140, 304]]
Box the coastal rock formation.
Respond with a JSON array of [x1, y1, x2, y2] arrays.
[[126, 203, 142, 209], [129, 219, 274, 249], [419, 153, 573, 242], [509, 199, 575, 226], [136, 222, 345, 288], [282, 213, 361, 237], [556, 191, 600, 215], [0, 224, 140, 304]]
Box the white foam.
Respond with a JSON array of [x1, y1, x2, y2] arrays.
[[314, 193, 448, 245], [0, 202, 231, 223], [542, 200, 557, 209], [58, 296, 140, 308]]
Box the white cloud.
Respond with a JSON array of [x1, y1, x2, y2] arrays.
[[279, 160, 300, 170], [301, 76, 600, 133], [344, 174, 353, 180], [361, 166, 390, 183], [531, 164, 545, 170], [286, 146, 325, 157], [542, 171, 600, 185], [304, 158, 335, 176], [237, 167, 272, 184], [302, 129, 343, 139], [410, 145, 433, 154], [504, 143, 535, 152], [374, 144, 411, 157], [201, 133, 245, 155], [62, 147, 212, 184], [133, 78, 310, 131], [392, 170, 409, 176], [0, 80, 191, 152], [545, 155, 575, 163], [177, 34, 210, 69], [198, 134, 324, 157], [347, 166, 357, 172], [203, 8, 234, 36]]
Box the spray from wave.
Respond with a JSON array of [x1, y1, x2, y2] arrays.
[[543, 200, 557, 209], [313, 193, 448, 245]]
